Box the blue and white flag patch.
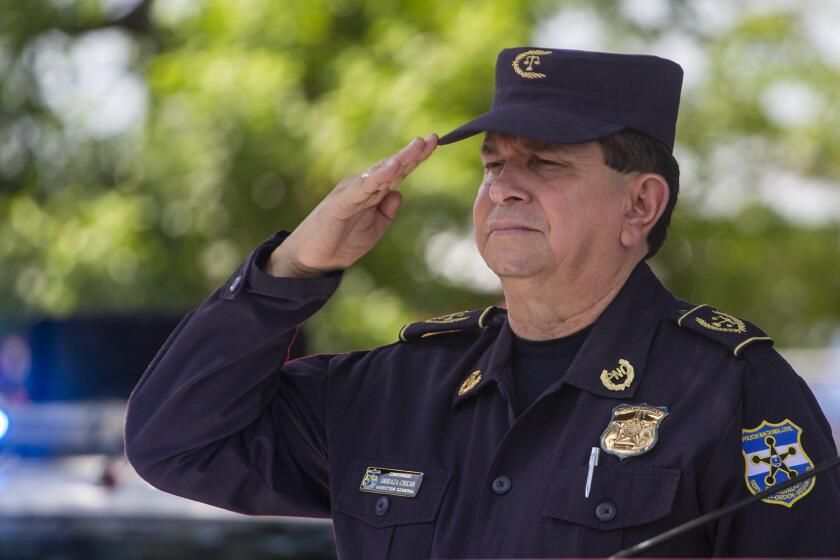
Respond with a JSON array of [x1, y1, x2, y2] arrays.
[[741, 418, 815, 508]]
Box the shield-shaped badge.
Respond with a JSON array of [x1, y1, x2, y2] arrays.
[[600, 403, 669, 460], [741, 418, 815, 507]]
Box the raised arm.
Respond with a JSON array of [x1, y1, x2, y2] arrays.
[[123, 135, 437, 516]]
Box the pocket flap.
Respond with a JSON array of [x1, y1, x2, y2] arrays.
[[335, 460, 452, 528], [542, 467, 680, 531]]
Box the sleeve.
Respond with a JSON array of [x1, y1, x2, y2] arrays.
[[698, 344, 840, 556], [123, 228, 342, 517]]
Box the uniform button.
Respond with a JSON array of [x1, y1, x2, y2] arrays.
[[374, 496, 390, 517], [492, 475, 512, 495], [595, 501, 617, 522], [229, 275, 242, 292]]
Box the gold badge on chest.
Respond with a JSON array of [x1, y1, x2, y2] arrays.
[[600, 403, 669, 460]]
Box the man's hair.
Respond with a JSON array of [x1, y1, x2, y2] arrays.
[[596, 129, 680, 259]]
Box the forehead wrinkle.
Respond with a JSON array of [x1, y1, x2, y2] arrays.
[[524, 141, 572, 155]]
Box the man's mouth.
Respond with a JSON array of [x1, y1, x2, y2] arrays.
[[487, 221, 539, 235]]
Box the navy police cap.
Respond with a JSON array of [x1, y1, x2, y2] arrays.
[[438, 47, 684, 152]]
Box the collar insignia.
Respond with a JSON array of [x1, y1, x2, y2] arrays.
[[512, 49, 552, 79], [600, 403, 668, 460], [600, 358, 635, 391], [742, 418, 815, 507], [458, 369, 482, 397]]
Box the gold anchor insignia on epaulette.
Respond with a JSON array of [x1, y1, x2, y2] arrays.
[[426, 311, 472, 325], [600, 359, 635, 391], [458, 370, 482, 396], [696, 310, 746, 334]]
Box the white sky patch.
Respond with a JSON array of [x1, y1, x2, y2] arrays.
[[683, 138, 840, 226], [533, 7, 607, 51], [803, 4, 840, 67], [32, 28, 147, 140], [684, 139, 756, 215], [685, 0, 741, 35], [152, 0, 202, 26], [618, 0, 671, 29], [425, 231, 502, 294], [760, 81, 823, 127], [758, 171, 840, 225]]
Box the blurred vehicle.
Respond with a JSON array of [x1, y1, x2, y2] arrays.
[[0, 400, 336, 560]]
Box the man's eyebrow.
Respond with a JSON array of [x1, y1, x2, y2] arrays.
[[480, 142, 498, 156]]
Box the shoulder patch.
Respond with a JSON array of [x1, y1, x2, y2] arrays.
[[742, 418, 815, 507], [399, 306, 506, 342], [673, 302, 773, 357]]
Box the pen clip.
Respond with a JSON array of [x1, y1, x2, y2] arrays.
[[585, 446, 600, 498]]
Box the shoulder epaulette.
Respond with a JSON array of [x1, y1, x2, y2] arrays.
[[672, 302, 773, 357], [398, 306, 507, 342]]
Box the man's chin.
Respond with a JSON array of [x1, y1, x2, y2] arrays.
[[484, 256, 545, 279]]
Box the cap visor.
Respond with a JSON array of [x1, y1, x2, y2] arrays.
[[438, 105, 624, 146]]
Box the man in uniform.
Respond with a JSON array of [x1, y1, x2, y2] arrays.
[[124, 48, 840, 558]]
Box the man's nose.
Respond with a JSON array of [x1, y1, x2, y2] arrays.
[[487, 166, 531, 205]]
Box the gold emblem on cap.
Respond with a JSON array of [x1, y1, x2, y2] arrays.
[[600, 358, 635, 391], [458, 369, 482, 396], [696, 310, 746, 334], [600, 403, 669, 460], [512, 49, 552, 79]]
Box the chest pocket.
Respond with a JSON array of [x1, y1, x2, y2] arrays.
[[333, 460, 452, 560], [541, 466, 681, 557]]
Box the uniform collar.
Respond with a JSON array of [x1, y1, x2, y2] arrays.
[[450, 320, 515, 410], [561, 261, 671, 398], [451, 261, 672, 409]]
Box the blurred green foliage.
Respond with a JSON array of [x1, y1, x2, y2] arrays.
[[1, 0, 839, 350]]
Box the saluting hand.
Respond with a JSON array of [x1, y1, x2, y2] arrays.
[[265, 133, 438, 277]]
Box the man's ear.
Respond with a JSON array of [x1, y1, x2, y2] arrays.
[[619, 173, 669, 250]]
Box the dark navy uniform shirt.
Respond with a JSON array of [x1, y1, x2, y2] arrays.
[[511, 326, 591, 416], [124, 228, 840, 559]]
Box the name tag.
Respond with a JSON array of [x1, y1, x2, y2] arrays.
[[359, 466, 424, 498]]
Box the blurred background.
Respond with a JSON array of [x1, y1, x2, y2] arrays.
[[1, 0, 839, 558]]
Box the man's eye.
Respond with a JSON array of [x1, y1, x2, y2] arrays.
[[537, 159, 559, 166], [483, 162, 503, 171]]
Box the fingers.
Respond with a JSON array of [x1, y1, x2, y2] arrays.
[[345, 133, 438, 206], [388, 134, 437, 182], [361, 135, 431, 192], [392, 133, 437, 182]]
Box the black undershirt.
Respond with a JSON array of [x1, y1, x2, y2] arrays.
[[511, 325, 592, 415]]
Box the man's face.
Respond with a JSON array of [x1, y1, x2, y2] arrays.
[[473, 132, 631, 280]]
